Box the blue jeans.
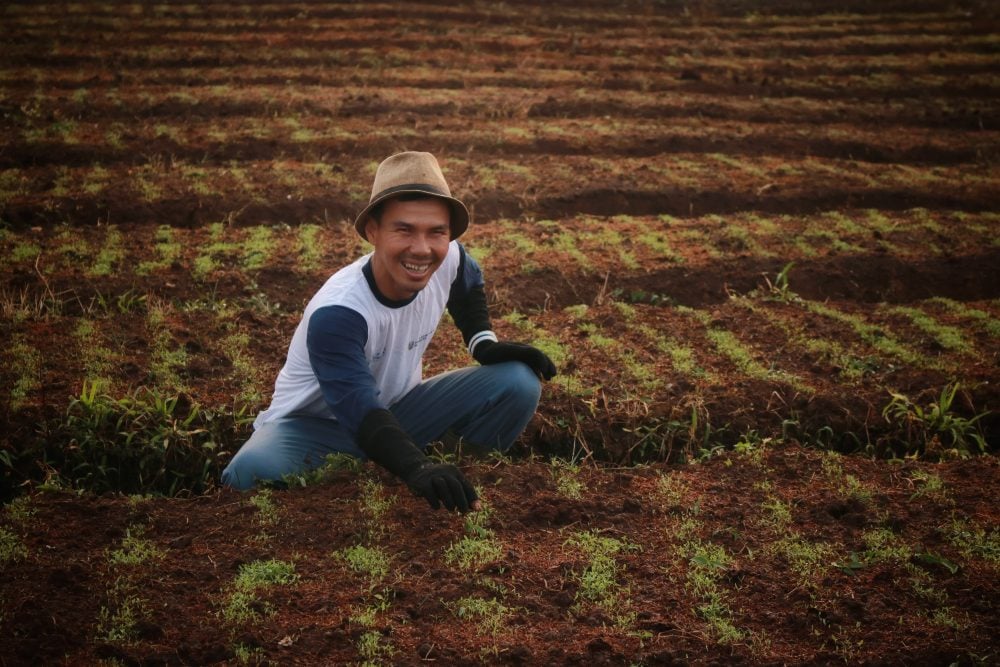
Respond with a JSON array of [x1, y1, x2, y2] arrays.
[[221, 361, 541, 490]]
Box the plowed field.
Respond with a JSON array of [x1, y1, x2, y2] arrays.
[[1, 1, 998, 665]]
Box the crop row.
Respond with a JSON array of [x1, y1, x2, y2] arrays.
[[1, 4, 983, 31], [2, 155, 996, 230], [7, 32, 997, 67], [2, 214, 996, 473], [2, 208, 996, 284], [3, 446, 997, 662], [3, 291, 995, 484], [4, 65, 995, 104], [3, 113, 990, 166]]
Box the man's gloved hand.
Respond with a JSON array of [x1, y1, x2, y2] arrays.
[[404, 462, 479, 513], [357, 408, 478, 513], [473, 340, 557, 380]]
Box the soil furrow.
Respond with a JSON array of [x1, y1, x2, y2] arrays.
[[3, 70, 997, 103], [4, 188, 996, 231], [2, 2, 980, 28], [5, 36, 997, 66], [0, 134, 987, 170], [486, 251, 1000, 312], [6, 48, 998, 83], [2, 90, 990, 132]]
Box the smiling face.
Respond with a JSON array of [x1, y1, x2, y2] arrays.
[[364, 197, 452, 301]]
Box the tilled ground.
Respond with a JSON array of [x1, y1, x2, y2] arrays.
[[1, 1, 999, 664], [2, 445, 999, 665]]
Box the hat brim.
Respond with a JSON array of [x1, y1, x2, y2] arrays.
[[354, 184, 470, 241]]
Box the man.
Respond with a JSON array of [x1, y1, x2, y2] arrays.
[[222, 151, 556, 513]]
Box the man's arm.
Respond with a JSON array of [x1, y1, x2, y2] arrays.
[[307, 305, 478, 512], [447, 245, 557, 380]]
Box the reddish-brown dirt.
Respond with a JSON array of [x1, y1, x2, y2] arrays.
[[3, 446, 999, 665], [1, 0, 999, 664]]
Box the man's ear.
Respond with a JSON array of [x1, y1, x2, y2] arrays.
[[364, 216, 378, 244]]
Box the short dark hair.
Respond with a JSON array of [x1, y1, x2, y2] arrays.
[[368, 192, 448, 224]]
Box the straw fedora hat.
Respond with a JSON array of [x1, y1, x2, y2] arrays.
[[354, 151, 470, 240]]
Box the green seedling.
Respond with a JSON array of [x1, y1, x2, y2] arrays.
[[193, 222, 240, 279], [146, 299, 188, 393], [82, 165, 108, 196], [219, 329, 265, 406], [820, 452, 872, 504], [636, 230, 682, 262], [758, 497, 793, 532], [223, 559, 299, 625], [10, 241, 41, 264], [48, 379, 243, 495], [446, 500, 503, 571], [565, 530, 636, 618], [4, 495, 36, 525], [501, 311, 570, 369], [357, 629, 394, 665], [683, 539, 746, 644], [732, 429, 770, 467], [860, 527, 911, 564], [88, 225, 124, 277], [550, 457, 585, 499], [108, 526, 164, 567], [452, 595, 512, 649], [802, 300, 933, 370], [359, 478, 394, 526], [232, 643, 265, 666], [282, 453, 363, 488], [888, 306, 971, 354], [137, 225, 181, 275], [771, 533, 834, 590], [349, 592, 392, 627], [907, 469, 949, 503], [945, 518, 999, 564], [928, 297, 1000, 338], [682, 306, 809, 393], [912, 551, 959, 575], [297, 224, 325, 272], [336, 544, 391, 585], [637, 323, 709, 380], [7, 335, 42, 411], [654, 471, 692, 509], [242, 226, 275, 270], [249, 488, 279, 528], [74, 318, 116, 391], [98, 583, 145, 643], [583, 228, 638, 269], [551, 231, 592, 271], [0, 527, 28, 564], [98, 525, 165, 643], [763, 262, 797, 302], [882, 382, 988, 458]]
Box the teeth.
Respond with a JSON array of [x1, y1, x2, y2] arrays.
[[403, 262, 429, 272]]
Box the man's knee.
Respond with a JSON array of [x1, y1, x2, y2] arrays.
[[221, 452, 258, 491], [221, 445, 278, 491], [492, 360, 542, 412]]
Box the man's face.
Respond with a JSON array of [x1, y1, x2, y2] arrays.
[[365, 197, 451, 301]]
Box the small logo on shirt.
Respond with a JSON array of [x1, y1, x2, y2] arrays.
[[408, 331, 432, 351]]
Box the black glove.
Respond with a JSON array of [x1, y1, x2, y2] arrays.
[[403, 462, 478, 513], [473, 340, 557, 381], [357, 409, 478, 513]]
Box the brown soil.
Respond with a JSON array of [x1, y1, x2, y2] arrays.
[[3, 447, 999, 666], [1, 0, 999, 664]]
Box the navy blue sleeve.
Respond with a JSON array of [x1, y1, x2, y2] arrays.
[[450, 243, 485, 297], [306, 305, 382, 437], [447, 244, 493, 348]]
